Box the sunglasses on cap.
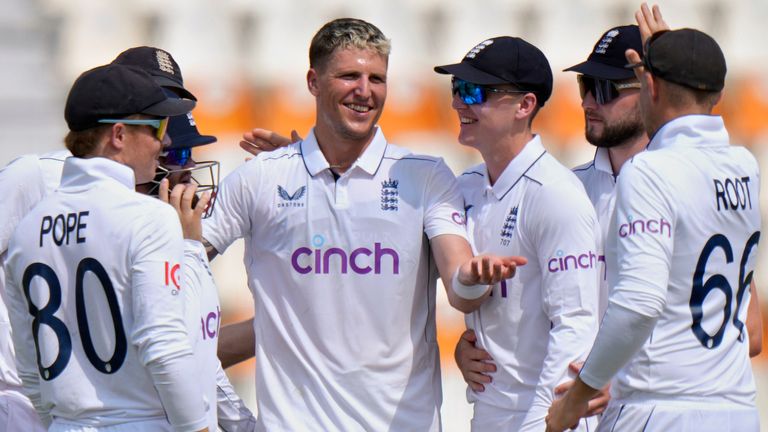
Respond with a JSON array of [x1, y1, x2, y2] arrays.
[[161, 147, 192, 167], [98, 117, 170, 141], [577, 75, 641, 105], [451, 77, 529, 105]]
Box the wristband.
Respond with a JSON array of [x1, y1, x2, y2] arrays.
[[451, 268, 489, 300]]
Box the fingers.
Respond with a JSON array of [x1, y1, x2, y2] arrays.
[[460, 328, 477, 344], [625, 49, 643, 81], [158, 178, 170, 204], [636, 3, 670, 44], [554, 379, 573, 396], [169, 183, 186, 213], [192, 190, 210, 219], [568, 361, 584, 375], [239, 139, 263, 157], [585, 388, 610, 416], [290, 130, 303, 143]]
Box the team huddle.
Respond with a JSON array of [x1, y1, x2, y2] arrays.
[[0, 2, 762, 432]]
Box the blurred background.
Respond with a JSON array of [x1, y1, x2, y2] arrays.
[[2, 0, 768, 430]]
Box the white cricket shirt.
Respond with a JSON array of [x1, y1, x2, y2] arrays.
[[4, 157, 206, 429], [0, 150, 69, 390], [183, 239, 255, 430], [600, 115, 760, 406], [573, 147, 616, 315], [203, 127, 467, 431], [459, 136, 600, 424]]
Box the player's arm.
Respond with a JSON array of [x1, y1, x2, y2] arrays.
[[454, 329, 495, 392], [240, 128, 300, 157], [215, 361, 257, 431], [218, 318, 256, 368], [201, 158, 260, 263], [131, 208, 209, 431], [747, 280, 763, 357]]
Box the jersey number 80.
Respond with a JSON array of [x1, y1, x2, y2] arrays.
[[22, 258, 127, 380], [690, 231, 760, 349]]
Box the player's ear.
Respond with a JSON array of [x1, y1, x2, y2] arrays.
[[109, 123, 128, 152], [515, 93, 538, 122], [307, 68, 320, 96]]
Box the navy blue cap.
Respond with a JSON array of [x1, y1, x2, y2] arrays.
[[166, 111, 217, 150], [565, 25, 642, 80], [112, 46, 197, 101], [65, 64, 195, 132], [641, 28, 726, 91], [434, 36, 553, 106]]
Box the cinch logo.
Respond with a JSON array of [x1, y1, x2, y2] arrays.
[[200, 306, 221, 340], [548, 250, 601, 273], [452, 211, 467, 225], [618, 217, 671, 238], [278, 185, 306, 208], [291, 235, 399, 275]]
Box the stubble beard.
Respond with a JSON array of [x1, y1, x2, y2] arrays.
[[586, 105, 645, 148]]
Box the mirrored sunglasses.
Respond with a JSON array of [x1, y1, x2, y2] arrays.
[[451, 77, 529, 105], [161, 147, 192, 167]]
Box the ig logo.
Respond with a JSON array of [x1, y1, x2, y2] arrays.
[[164, 261, 181, 295]]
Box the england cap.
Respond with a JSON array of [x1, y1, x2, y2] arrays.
[[565, 25, 642, 80], [64, 64, 196, 131], [434, 36, 553, 106]]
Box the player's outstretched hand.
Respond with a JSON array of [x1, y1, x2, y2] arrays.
[[240, 129, 302, 159], [554, 362, 611, 417], [454, 329, 495, 392], [635, 3, 670, 44], [159, 179, 211, 241], [458, 254, 527, 286]]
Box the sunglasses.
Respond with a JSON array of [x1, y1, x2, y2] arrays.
[[98, 117, 170, 141], [161, 148, 192, 167], [577, 75, 641, 105], [451, 77, 529, 105]]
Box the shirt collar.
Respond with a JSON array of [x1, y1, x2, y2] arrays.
[[301, 126, 387, 177], [593, 147, 613, 175], [648, 115, 728, 151], [59, 156, 136, 190], [489, 135, 547, 200]]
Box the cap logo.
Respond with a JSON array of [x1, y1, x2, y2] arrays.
[[156, 50, 175, 74], [595, 29, 620, 54], [186, 112, 196, 126], [465, 39, 494, 59]]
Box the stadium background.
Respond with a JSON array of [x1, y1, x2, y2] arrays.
[[2, 0, 768, 429]]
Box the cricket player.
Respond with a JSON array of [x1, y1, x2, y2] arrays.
[[203, 18, 524, 431], [4, 64, 208, 431], [546, 4, 762, 431], [434, 36, 600, 431]]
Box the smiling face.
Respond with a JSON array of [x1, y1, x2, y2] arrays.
[[451, 83, 526, 151], [308, 47, 387, 147]]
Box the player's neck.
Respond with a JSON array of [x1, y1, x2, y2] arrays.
[[607, 133, 648, 176], [482, 130, 534, 186], [314, 125, 375, 174]]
